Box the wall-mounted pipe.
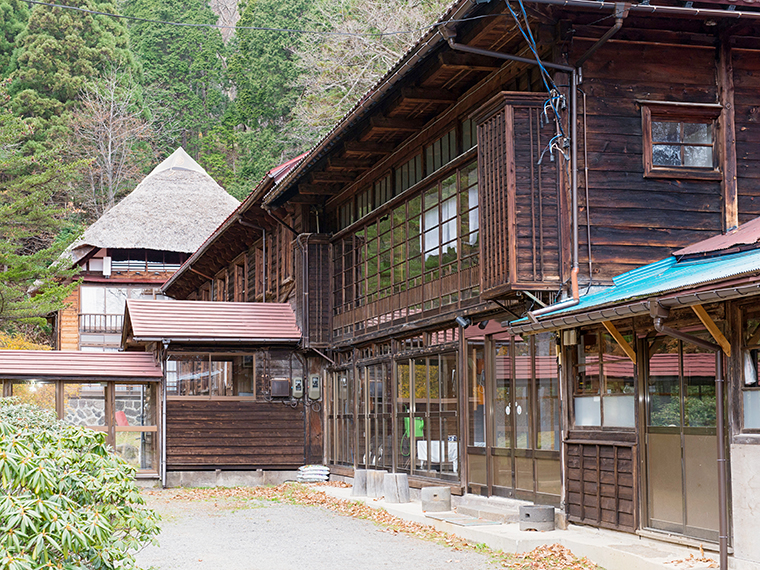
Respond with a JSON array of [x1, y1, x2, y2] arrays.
[[575, 3, 630, 68], [652, 314, 728, 570]]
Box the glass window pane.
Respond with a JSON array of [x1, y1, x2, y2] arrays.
[[494, 341, 511, 448], [575, 396, 601, 426], [652, 121, 680, 143], [424, 187, 438, 211], [684, 145, 712, 168], [683, 122, 711, 144], [114, 384, 156, 427], [649, 337, 680, 427], [684, 347, 716, 428], [653, 144, 681, 166], [514, 339, 531, 449], [744, 390, 760, 429], [63, 383, 106, 426], [603, 396, 635, 428], [168, 355, 209, 396], [115, 431, 156, 470], [467, 343, 486, 447], [535, 333, 559, 450], [441, 174, 457, 200]]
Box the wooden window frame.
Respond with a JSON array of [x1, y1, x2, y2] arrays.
[[640, 101, 722, 181], [165, 352, 258, 400]]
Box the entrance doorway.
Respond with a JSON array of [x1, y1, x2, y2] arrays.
[[466, 331, 560, 505], [644, 334, 719, 541]]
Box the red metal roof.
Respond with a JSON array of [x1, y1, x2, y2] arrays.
[[0, 351, 162, 381], [675, 216, 760, 257], [124, 300, 302, 343]]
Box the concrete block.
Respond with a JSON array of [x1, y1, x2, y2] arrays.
[[383, 473, 410, 503], [421, 486, 451, 512], [367, 469, 388, 498], [519, 505, 555, 531], [352, 469, 368, 496]]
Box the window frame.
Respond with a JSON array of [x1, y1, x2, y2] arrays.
[[165, 352, 258, 400], [571, 327, 637, 430], [742, 310, 760, 434], [640, 101, 722, 180]]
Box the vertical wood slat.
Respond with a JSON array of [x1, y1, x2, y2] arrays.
[[717, 33, 738, 231]]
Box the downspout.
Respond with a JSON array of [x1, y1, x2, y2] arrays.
[[238, 218, 267, 302], [652, 309, 728, 570], [296, 234, 313, 348]]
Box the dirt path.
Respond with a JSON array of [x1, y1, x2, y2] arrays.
[[136, 489, 496, 570]]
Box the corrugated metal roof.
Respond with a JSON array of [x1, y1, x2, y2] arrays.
[[511, 247, 760, 333], [124, 300, 302, 343], [0, 351, 162, 381], [675, 216, 760, 257]]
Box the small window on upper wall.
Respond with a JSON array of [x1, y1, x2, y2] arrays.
[[640, 101, 722, 180]]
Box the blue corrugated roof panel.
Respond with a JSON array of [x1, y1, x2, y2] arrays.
[[512, 247, 760, 325]]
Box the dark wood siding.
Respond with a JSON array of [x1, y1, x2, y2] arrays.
[[575, 42, 722, 281], [566, 441, 638, 533], [166, 400, 305, 469], [732, 48, 760, 223]]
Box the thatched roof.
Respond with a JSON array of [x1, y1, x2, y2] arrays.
[[69, 148, 239, 263]]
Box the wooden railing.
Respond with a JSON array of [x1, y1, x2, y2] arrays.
[[79, 314, 124, 334]]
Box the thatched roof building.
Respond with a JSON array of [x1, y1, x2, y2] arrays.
[[69, 148, 240, 264]]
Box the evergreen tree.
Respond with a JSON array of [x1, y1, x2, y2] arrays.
[[123, 0, 229, 164], [227, 0, 311, 184], [8, 0, 135, 143], [0, 0, 29, 78], [0, 83, 81, 330]]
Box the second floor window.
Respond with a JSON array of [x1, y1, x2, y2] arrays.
[[641, 102, 721, 180]]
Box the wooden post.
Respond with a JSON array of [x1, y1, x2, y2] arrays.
[[717, 33, 738, 232]]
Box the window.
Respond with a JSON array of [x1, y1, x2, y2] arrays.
[[573, 329, 635, 428], [641, 102, 722, 180], [331, 160, 479, 336], [743, 312, 760, 431], [166, 353, 256, 398], [425, 129, 458, 177], [395, 154, 423, 194]]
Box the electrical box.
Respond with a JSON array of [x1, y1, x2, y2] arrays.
[[308, 375, 321, 400], [292, 377, 304, 399], [270, 378, 290, 398]]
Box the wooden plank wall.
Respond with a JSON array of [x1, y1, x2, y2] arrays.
[[566, 442, 637, 532], [58, 288, 80, 350], [513, 106, 561, 286], [166, 400, 305, 469], [574, 42, 722, 280], [732, 48, 760, 223]]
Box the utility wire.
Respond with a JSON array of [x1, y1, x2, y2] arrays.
[[22, 0, 520, 38]]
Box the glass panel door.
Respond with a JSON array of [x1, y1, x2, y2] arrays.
[[646, 335, 719, 541]]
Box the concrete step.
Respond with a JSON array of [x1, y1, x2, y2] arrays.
[[453, 494, 526, 524]]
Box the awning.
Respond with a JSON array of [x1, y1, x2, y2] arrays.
[[0, 351, 163, 382], [510, 247, 760, 334], [123, 300, 302, 345]]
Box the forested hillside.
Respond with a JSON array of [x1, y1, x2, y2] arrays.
[[0, 0, 448, 335]]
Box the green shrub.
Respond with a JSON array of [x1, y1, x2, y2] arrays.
[[0, 398, 160, 570]]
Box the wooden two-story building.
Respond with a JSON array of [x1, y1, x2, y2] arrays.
[[159, 0, 760, 566]]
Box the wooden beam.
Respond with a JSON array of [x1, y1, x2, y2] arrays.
[[717, 33, 738, 231], [327, 157, 375, 171], [311, 171, 355, 183], [747, 322, 760, 347], [438, 52, 502, 72], [368, 116, 425, 132], [288, 194, 325, 204], [400, 87, 458, 104], [298, 183, 338, 195], [602, 321, 637, 365], [343, 141, 395, 155], [189, 266, 213, 281], [692, 304, 731, 357]]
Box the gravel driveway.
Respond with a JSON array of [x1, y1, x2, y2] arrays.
[[136, 490, 495, 570]]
